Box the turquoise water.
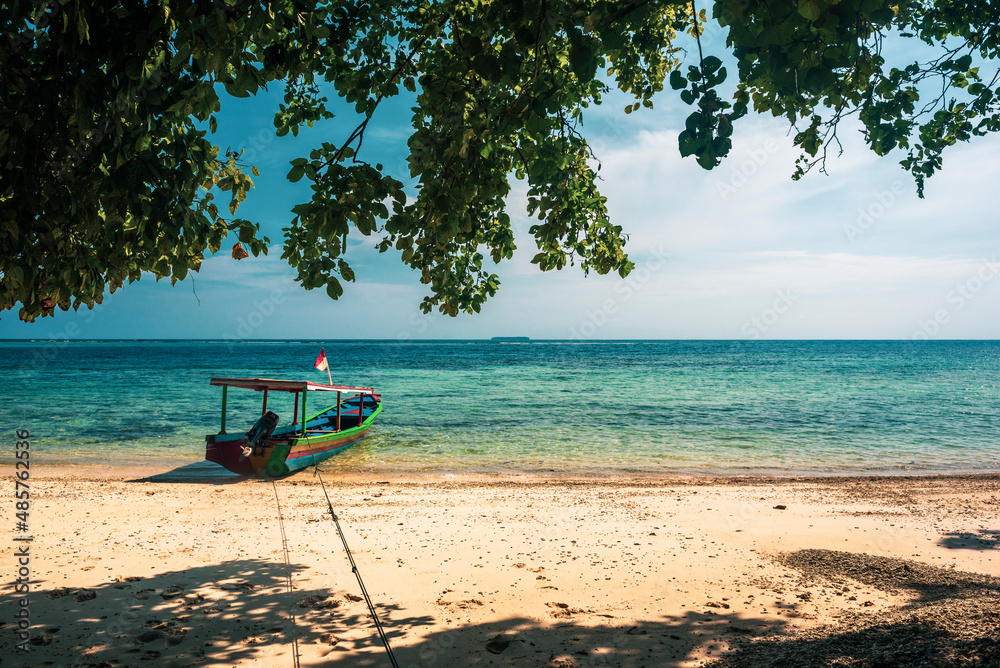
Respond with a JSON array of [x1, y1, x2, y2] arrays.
[[2, 340, 998, 475]]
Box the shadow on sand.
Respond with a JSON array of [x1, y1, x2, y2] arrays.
[[1, 557, 432, 667], [129, 460, 249, 485], [3, 560, 787, 668], [939, 530, 1000, 551], [702, 549, 1000, 668], [778, 548, 1000, 604], [5, 550, 997, 667]]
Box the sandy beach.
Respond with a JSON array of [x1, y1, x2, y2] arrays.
[[4, 469, 998, 667]]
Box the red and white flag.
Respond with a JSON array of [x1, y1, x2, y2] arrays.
[[314, 348, 329, 372]]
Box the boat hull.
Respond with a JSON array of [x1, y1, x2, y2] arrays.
[[206, 395, 381, 477], [206, 429, 372, 476]]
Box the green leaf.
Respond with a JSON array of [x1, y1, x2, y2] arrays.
[[797, 0, 821, 22], [77, 14, 90, 43], [4, 0, 996, 323], [702, 56, 722, 73]]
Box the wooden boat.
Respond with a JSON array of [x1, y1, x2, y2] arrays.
[[205, 377, 382, 477]]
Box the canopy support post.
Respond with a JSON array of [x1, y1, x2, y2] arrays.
[[220, 385, 228, 434], [262, 388, 269, 415], [292, 391, 299, 425], [301, 390, 308, 437], [336, 392, 342, 432]]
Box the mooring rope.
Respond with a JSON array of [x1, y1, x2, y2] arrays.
[[315, 468, 400, 668], [271, 481, 302, 668]]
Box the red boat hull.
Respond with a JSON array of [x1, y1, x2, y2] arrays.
[[205, 393, 381, 477]]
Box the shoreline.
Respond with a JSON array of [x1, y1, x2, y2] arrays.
[[4, 471, 998, 666], [25, 460, 1000, 485]]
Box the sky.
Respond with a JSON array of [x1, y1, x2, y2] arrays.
[[3, 24, 1000, 341]]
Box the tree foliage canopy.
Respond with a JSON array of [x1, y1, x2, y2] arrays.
[[2, 0, 999, 321]]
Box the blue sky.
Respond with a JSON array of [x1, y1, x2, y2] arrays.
[[4, 26, 1000, 340]]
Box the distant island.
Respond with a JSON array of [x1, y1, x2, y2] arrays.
[[491, 336, 530, 342]]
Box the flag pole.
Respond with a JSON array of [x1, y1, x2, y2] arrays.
[[315, 348, 333, 386]]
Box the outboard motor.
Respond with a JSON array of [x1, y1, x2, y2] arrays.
[[244, 411, 279, 458]]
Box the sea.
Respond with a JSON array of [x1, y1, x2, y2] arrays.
[[2, 340, 998, 476]]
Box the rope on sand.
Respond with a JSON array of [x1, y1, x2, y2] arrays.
[[315, 467, 400, 668], [271, 480, 302, 668]]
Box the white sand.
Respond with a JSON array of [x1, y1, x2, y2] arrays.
[[3, 470, 998, 666]]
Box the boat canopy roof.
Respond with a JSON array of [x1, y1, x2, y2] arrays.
[[209, 377, 375, 394]]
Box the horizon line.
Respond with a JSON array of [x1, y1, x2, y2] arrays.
[[2, 338, 1000, 343]]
